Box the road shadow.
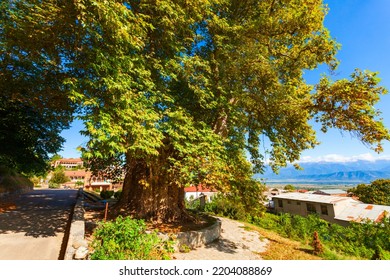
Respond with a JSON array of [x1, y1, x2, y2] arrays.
[[0, 189, 78, 238], [204, 238, 240, 254]]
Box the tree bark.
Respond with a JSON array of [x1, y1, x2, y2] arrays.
[[114, 152, 188, 223]]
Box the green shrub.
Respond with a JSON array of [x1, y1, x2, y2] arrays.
[[185, 197, 200, 210], [204, 194, 248, 220], [100, 190, 114, 199], [114, 190, 122, 199], [251, 212, 390, 259], [48, 182, 60, 189], [90, 216, 174, 260]]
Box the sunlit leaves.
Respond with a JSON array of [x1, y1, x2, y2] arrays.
[[2, 1, 389, 217], [312, 70, 389, 152], [348, 179, 390, 206]]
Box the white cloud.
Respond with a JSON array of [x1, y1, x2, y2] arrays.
[[297, 153, 390, 163]]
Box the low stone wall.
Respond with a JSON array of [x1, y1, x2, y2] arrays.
[[64, 188, 88, 260], [173, 218, 221, 252]]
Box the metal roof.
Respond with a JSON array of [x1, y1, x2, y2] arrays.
[[272, 193, 355, 205], [273, 192, 390, 223], [313, 189, 347, 195], [335, 204, 390, 223]]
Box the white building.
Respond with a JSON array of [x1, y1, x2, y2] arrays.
[[272, 192, 390, 226], [184, 185, 217, 202]]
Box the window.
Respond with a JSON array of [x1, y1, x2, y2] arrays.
[[297, 202, 301, 205], [321, 205, 328, 215], [278, 199, 283, 208], [306, 203, 316, 214]]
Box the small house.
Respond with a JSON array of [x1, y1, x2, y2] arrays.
[[184, 185, 217, 202], [272, 192, 390, 226]]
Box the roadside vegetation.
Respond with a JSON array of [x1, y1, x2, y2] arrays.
[[0, 166, 33, 194], [90, 216, 174, 260], [48, 167, 70, 189], [201, 194, 390, 260]]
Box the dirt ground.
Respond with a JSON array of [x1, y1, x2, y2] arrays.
[[172, 217, 268, 260]]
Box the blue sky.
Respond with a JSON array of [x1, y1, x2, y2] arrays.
[[59, 0, 390, 162], [300, 0, 390, 162]]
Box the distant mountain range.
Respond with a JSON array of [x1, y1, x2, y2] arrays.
[[257, 159, 390, 184]]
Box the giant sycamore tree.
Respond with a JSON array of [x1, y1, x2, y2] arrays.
[[2, 0, 389, 222]]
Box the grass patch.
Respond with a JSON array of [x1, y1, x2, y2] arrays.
[[241, 222, 322, 260], [240, 220, 362, 260]]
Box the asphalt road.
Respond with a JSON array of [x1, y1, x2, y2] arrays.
[[0, 189, 78, 260]]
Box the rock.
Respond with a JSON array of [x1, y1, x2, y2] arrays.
[[74, 246, 89, 260], [73, 238, 89, 249]]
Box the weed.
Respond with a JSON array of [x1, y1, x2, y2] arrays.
[[90, 216, 174, 260]]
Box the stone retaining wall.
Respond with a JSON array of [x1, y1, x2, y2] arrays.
[[173, 218, 221, 252], [64, 188, 88, 260]]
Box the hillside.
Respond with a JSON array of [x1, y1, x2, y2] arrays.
[[258, 159, 390, 184], [0, 166, 33, 196]]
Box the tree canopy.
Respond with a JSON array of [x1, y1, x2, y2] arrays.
[[0, 0, 75, 175], [348, 179, 390, 206], [1, 0, 389, 221]]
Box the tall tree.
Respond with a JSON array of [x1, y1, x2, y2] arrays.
[[2, 0, 389, 222], [0, 0, 75, 175], [73, 0, 388, 222]]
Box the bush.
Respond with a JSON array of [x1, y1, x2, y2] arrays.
[[114, 190, 122, 199], [49, 169, 69, 185], [48, 182, 60, 189], [90, 216, 174, 260], [312, 231, 324, 255], [251, 212, 390, 259], [204, 193, 256, 221], [185, 196, 202, 211], [100, 190, 114, 199]]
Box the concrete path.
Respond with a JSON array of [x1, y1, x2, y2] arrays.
[[0, 189, 78, 260], [173, 217, 269, 260]]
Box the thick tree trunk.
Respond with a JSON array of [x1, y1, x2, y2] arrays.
[[114, 154, 188, 223]]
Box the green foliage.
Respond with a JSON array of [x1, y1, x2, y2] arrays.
[[284, 185, 295, 192], [186, 197, 201, 211], [30, 176, 41, 186], [49, 169, 69, 185], [0, 98, 67, 176], [312, 70, 389, 153], [50, 154, 62, 162], [100, 190, 114, 199], [205, 194, 246, 220], [114, 190, 122, 199], [251, 213, 390, 259], [0, 0, 74, 175], [90, 216, 174, 260], [348, 179, 390, 205], [205, 191, 264, 221], [48, 182, 60, 189], [75, 181, 84, 187], [2, 0, 389, 221], [0, 166, 33, 193]]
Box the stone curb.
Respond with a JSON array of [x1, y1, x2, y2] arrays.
[[173, 218, 222, 252], [64, 188, 86, 260]]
